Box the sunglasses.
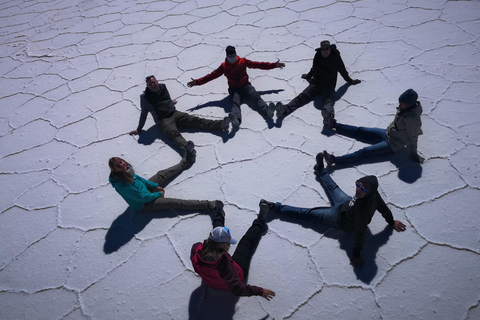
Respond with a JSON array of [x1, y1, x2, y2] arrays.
[[356, 183, 367, 193]]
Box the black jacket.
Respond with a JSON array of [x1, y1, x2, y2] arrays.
[[337, 175, 395, 257], [305, 44, 353, 89], [144, 83, 176, 120]]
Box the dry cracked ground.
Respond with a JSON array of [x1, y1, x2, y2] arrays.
[[0, 0, 479, 319]]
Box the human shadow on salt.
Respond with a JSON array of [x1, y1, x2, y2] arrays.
[[266, 213, 393, 285], [104, 208, 216, 254], [187, 89, 284, 131], [325, 149, 423, 183]]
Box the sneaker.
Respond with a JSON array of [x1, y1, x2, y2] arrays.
[[213, 200, 225, 217], [323, 150, 335, 166], [228, 113, 240, 130], [186, 141, 196, 164], [276, 102, 287, 118], [314, 153, 324, 171], [222, 116, 230, 131], [259, 199, 275, 209], [323, 114, 336, 130], [258, 203, 269, 221], [265, 103, 275, 119]]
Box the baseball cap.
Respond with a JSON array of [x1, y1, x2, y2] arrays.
[[209, 226, 237, 244]]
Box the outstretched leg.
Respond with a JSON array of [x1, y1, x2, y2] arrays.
[[141, 198, 211, 213], [174, 111, 224, 131], [316, 169, 351, 206], [148, 161, 185, 185], [283, 83, 318, 115], [231, 218, 266, 278]]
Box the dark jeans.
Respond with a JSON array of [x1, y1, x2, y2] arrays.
[[334, 123, 394, 163], [230, 84, 268, 122], [213, 217, 265, 278], [286, 82, 335, 120], [141, 161, 210, 212], [158, 111, 223, 152], [274, 170, 350, 228]]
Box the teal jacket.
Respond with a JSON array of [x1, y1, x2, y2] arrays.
[[109, 175, 162, 211]]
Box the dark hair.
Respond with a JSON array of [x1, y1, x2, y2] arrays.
[[145, 75, 155, 82], [198, 238, 228, 262], [108, 157, 134, 184]]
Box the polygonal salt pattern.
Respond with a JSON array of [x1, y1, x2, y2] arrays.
[[0, 0, 479, 319]]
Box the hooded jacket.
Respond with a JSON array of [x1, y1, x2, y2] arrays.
[[109, 172, 162, 211], [193, 56, 278, 93], [305, 44, 354, 89], [337, 176, 395, 257], [190, 242, 264, 297], [386, 101, 423, 153], [136, 83, 176, 131]]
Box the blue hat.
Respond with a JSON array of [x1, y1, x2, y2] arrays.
[[209, 226, 237, 244], [398, 89, 418, 107]]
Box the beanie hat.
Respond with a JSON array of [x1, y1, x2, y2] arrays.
[[320, 40, 331, 50], [226, 45, 236, 56], [398, 89, 418, 107], [209, 226, 237, 244]]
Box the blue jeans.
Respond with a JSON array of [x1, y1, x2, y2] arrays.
[[274, 171, 350, 228], [334, 123, 393, 163]]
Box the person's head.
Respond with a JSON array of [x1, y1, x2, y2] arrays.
[[198, 227, 237, 262], [225, 45, 237, 64], [145, 75, 159, 92], [320, 40, 331, 58], [398, 89, 418, 110], [108, 157, 133, 183], [354, 176, 379, 198]]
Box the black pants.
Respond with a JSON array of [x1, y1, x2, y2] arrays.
[[213, 215, 265, 278], [230, 84, 268, 122], [286, 82, 335, 120]]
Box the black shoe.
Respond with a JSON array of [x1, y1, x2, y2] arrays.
[[222, 116, 231, 131], [186, 141, 196, 164], [265, 103, 275, 119], [228, 113, 240, 130], [209, 200, 224, 217], [259, 199, 275, 209], [323, 150, 334, 166], [276, 102, 287, 118], [314, 153, 324, 172], [258, 203, 269, 221]]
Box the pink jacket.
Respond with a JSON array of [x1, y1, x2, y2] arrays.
[[190, 242, 263, 296]]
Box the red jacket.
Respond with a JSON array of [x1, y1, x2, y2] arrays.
[[194, 57, 278, 92], [190, 242, 263, 297]]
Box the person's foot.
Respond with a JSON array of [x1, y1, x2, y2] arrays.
[[259, 199, 275, 209], [228, 112, 240, 130], [314, 152, 324, 171], [186, 141, 196, 164], [258, 203, 269, 221], [276, 102, 287, 118], [222, 116, 231, 131], [323, 115, 336, 130], [265, 103, 275, 119], [323, 150, 335, 166], [209, 200, 225, 217]]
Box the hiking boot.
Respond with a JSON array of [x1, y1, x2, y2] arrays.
[[259, 199, 275, 209], [276, 102, 287, 118], [258, 203, 269, 221], [222, 116, 231, 131], [186, 141, 196, 164], [209, 200, 225, 217], [265, 103, 275, 119], [314, 153, 324, 172], [323, 114, 336, 130], [323, 150, 335, 166], [228, 113, 240, 130]]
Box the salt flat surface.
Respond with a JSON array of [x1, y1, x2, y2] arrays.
[[0, 0, 479, 319]]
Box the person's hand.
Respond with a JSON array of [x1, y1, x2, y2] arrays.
[[393, 220, 406, 232], [411, 153, 424, 164], [173, 99, 177, 105], [275, 59, 285, 68], [156, 186, 164, 192], [301, 74, 311, 80], [351, 79, 361, 85], [187, 78, 196, 87], [350, 255, 365, 268], [261, 289, 276, 301], [129, 130, 139, 135]]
